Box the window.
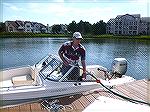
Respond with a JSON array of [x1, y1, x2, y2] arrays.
[[9, 27, 13, 32], [129, 26, 132, 30], [115, 22, 118, 25], [119, 22, 122, 25], [134, 21, 137, 25], [133, 26, 137, 30], [129, 22, 133, 25], [133, 31, 137, 35], [119, 31, 121, 34], [115, 31, 118, 34], [129, 31, 132, 34]]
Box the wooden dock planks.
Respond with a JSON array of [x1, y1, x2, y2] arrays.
[[0, 79, 149, 112]]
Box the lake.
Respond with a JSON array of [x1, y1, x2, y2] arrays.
[[0, 37, 149, 80]]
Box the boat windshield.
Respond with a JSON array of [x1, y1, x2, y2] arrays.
[[38, 55, 63, 80], [38, 54, 79, 82]]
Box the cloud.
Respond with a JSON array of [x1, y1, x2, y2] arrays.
[[3, 0, 148, 26], [3, 3, 24, 11], [129, 0, 149, 5], [26, 2, 115, 23], [55, 0, 64, 2]]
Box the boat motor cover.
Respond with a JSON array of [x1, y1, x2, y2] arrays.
[[111, 58, 127, 77]]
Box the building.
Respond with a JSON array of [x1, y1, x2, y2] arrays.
[[140, 17, 150, 35], [5, 20, 68, 34], [5, 20, 24, 32], [5, 20, 47, 33], [106, 14, 150, 35], [59, 24, 68, 34]]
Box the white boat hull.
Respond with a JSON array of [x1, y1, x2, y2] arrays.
[[0, 54, 135, 108], [1, 75, 135, 108], [1, 79, 101, 107]]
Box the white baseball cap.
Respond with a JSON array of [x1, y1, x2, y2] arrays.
[[73, 32, 83, 39]]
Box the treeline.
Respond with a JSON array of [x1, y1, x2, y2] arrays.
[[0, 20, 106, 35], [52, 20, 106, 35]]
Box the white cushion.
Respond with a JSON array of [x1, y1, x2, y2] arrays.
[[12, 74, 34, 86]]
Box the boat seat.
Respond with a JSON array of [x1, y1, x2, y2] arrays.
[[12, 74, 34, 86]]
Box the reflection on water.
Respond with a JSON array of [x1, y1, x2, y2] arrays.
[[0, 37, 149, 80]]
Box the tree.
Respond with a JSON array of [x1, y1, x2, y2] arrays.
[[92, 20, 106, 35], [52, 24, 61, 34], [67, 21, 78, 33], [82, 21, 92, 34], [67, 20, 106, 35], [0, 22, 5, 32], [77, 20, 92, 34]]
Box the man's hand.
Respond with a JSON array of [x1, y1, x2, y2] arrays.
[[82, 72, 86, 79], [63, 60, 69, 66], [63, 59, 73, 66], [78, 75, 86, 81]]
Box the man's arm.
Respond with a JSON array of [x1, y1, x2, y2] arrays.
[[58, 46, 68, 66]]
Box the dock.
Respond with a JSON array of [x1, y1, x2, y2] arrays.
[[1, 79, 150, 112]]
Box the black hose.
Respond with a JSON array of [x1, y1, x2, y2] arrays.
[[76, 65, 150, 106], [99, 81, 150, 106]]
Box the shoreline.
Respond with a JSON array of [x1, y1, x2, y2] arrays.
[[0, 32, 150, 40]]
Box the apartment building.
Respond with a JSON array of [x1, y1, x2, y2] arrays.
[[106, 14, 150, 35]]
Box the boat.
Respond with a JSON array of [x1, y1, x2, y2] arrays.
[[0, 54, 135, 108]]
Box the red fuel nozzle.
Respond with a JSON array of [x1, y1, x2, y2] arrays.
[[96, 79, 101, 83]]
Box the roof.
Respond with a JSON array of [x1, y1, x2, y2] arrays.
[[107, 18, 115, 23], [116, 14, 141, 19]]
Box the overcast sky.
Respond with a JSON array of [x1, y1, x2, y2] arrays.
[[1, 0, 149, 26]]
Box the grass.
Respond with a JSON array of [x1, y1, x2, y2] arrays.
[[0, 32, 71, 38], [91, 34, 150, 40], [0, 32, 150, 40]]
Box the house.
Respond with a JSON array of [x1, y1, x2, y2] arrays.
[[5, 20, 24, 32], [24, 21, 32, 32], [106, 14, 150, 35], [5, 20, 47, 33], [59, 24, 68, 34]]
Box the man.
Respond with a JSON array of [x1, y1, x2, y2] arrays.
[[58, 32, 86, 81]]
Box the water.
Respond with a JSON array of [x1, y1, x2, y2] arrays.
[[0, 37, 150, 80]]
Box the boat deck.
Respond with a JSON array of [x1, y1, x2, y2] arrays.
[[1, 79, 150, 112]]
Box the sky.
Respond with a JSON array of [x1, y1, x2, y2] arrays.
[[1, 0, 149, 26]]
